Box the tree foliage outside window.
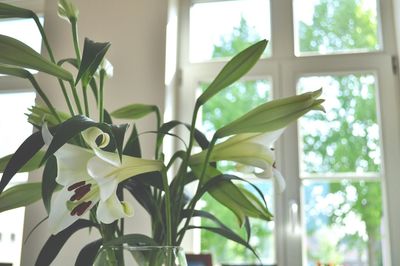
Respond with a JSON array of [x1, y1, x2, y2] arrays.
[[199, 0, 383, 265]]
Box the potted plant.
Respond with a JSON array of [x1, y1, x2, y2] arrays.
[[0, 0, 324, 265]]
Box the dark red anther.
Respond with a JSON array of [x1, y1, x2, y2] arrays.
[[273, 162, 277, 168], [70, 184, 92, 201], [70, 201, 92, 216], [67, 181, 86, 191]]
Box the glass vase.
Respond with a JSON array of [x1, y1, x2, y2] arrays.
[[94, 245, 188, 266]]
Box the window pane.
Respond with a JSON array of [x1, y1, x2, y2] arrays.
[[293, 0, 380, 55], [201, 79, 272, 135], [190, 0, 271, 62], [303, 180, 384, 266], [0, 91, 36, 266], [201, 181, 275, 264], [297, 74, 381, 175], [0, 18, 43, 53], [199, 79, 275, 264]]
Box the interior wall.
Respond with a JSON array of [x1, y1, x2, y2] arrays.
[[21, 0, 168, 264]]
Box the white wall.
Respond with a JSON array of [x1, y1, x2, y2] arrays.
[[21, 0, 168, 265]]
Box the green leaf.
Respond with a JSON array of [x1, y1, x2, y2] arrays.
[[111, 104, 157, 120], [159, 120, 210, 149], [0, 3, 33, 19], [41, 115, 116, 163], [36, 219, 98, 266], [42, 156, 58, 214], [0, 34, 73, 81], [185, 225, 259, 259], [123, 125, 141, 157], [0, 131, 45, 193], [192, 166, 273, 225], [75, 239, 102, 266], [76, 38, 111, 88], [103, 234, 158, 247], [0, 150, 45, 174], [0, 182, 42, 213], [111, 123, 129, 161], [197, 39, 267, 105]]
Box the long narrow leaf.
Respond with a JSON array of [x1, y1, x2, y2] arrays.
[[76, 38, 111, 87], [35, 219, 97, 266], [0, 131, 44, 193], [75, 239, 102, 266], [185, 225, 259, 259], [0, 150, 45, 173], [197, 40, 267, 105], [0, 3, 33, 18], [111, 104, 157, 120], [123, 125, 141, 157], [0, 34, 73, 81], [0, 182, 42, 212], [42, 156, 58, 214]]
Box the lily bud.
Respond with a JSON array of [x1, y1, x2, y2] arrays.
[[216, 88, 324, 138], [58, 0, 79, 23]]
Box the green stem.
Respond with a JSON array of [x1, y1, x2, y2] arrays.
[[32, 15, 75, 116], [177, 135, 217, 245], [69, 81, 83, 114], [100, 223, 118, 266], [99, 70, 105, 123], [161, 169, 172, 246], [71, 18, 81, 66], [154, 106, 162, 159], [27, 74, 61, 123], [83, 85, 89, 117]]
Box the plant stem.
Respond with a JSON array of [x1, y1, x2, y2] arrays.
[[177, 136, 217, 245], [154, 106, 162, 159], [100, 223, 118, 266], [27, 74, 61, 123], [99, 70, 105, 123], [83, 85, 89, 117], [69, 81, 83, 115], [33, 15, 75, 117], [71, 18, 81, 66], [161, 169, 172, 246]]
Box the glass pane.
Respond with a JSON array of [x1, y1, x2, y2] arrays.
[[297, 74, 381, 175], [190, 0, 271, 62], [293, 0, 380, 55], [0, 18, 43, 53], [0, 91, 36, 266], [200, 181, 275, 265], [199, 79, 275, 264], [201, 79, 272, 136], [303, 180, 384, 266]]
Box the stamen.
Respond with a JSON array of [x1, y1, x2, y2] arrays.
[[273, 162, 277, 168], [70, 201, 92, 216], [68, 181, 86, 191], [70, 184, 92, 201]]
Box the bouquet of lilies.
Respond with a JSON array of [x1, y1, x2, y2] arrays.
[[0, 0, 324, 265]]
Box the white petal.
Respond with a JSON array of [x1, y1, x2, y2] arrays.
[[48, 190, 80, 234], [41, 123, 53, 146], [87, 156, 119, 200], [96, 194, 134, 224], [54, 144, 93, 186], [83, 127, 120, 166], [250, 128, 286, 146]]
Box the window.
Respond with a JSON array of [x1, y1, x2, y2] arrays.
[[177, 0, 400, 265], [0, 2, 44, 265]]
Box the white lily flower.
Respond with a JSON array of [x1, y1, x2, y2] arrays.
[[190, 128, 286, 192], [42, 125, 163, 234]]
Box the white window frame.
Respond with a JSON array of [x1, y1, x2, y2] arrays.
[[174, 0, 400, 265]]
